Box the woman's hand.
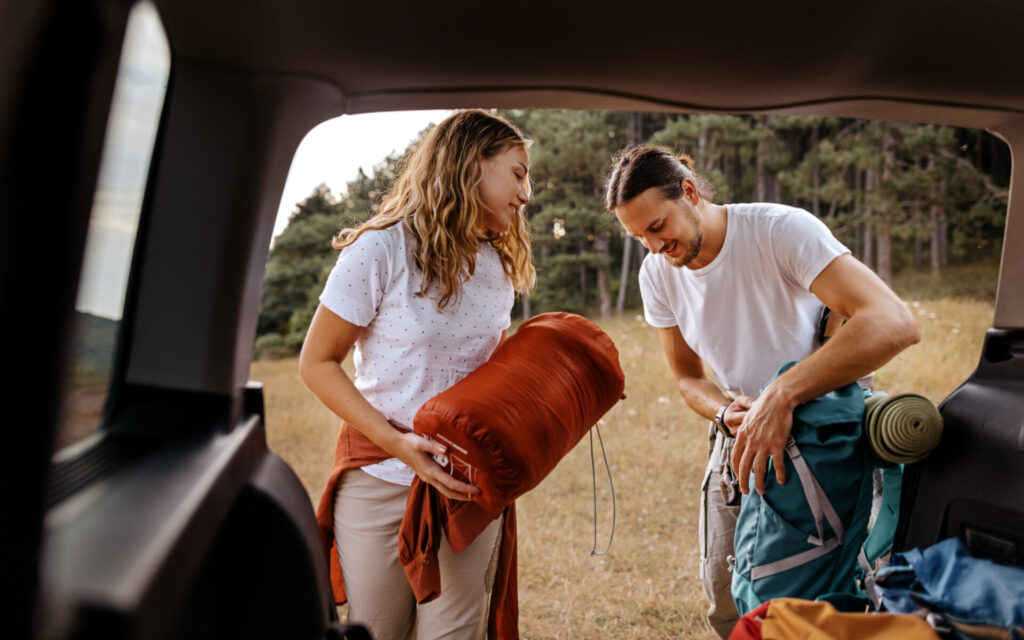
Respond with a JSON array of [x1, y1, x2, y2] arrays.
[[395, 432, 480, 501], [302, 306, 480, 501]]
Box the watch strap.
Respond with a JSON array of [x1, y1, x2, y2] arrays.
[[714, 401, 732, 435]]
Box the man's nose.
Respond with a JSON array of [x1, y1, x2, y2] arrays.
[[646, 234, 664, 253]]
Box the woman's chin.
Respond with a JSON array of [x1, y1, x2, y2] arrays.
[[481, 219, 511, 235]]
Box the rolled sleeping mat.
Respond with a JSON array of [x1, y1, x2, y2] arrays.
[[864, 392, 943, 464]]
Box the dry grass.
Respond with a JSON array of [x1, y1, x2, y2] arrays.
[[251, 296, 993, 639], [251, 352, 355, 500], [874, 297, 992, 400]]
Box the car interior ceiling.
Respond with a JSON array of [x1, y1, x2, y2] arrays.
[[3, 0, 1024, 638]]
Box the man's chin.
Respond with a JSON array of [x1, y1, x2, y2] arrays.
[[663, 235, 702, 269]]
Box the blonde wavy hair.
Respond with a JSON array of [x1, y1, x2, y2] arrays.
[[333, 109, 535, 310]]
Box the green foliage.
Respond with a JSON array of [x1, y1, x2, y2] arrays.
[[253, 333, 292, 360], [501, 110, 631, 315], [256, 110, 1009, 347], [255, 148, 411, 357]]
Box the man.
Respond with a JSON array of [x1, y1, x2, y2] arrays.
[[605, 146, 920, 638]]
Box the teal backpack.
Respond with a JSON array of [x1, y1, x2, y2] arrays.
[[730, 362, 902, 615]]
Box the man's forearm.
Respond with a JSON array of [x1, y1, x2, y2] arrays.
[[763, 303, 920, 408], [677, 376, 732, 422]]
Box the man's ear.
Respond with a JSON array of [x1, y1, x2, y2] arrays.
[[680, 178, 700, 205]]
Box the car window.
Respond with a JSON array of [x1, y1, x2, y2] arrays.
[[57, 1, 169, 452]]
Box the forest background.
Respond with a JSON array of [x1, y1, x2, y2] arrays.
[[254, 110, 1009, 357]]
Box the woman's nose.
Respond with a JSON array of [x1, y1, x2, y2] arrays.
[[517, 185, 530, 205]]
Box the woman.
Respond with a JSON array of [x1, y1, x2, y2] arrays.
[[300, 109, 534, 640]]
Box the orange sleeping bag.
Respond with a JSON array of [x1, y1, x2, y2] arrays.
[[412, 311, 626, 517], [398, 312, 625, 624]]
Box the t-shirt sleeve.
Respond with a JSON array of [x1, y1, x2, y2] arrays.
[[498, 306, 512, 331], [319, 229, 392, 327], [772, 208, 850, 290], [638, 257, 678, 328]]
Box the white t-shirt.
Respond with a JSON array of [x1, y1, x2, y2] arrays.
[[639, 203, 849, 397], [319, 222, 514, 484]]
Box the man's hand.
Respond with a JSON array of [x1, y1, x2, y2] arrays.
[[730, 386, 796, 495], [723, 396, 753, 434]]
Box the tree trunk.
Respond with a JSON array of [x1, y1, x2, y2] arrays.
[[595, 234, 612, 319], [851, 165, 861, 258], [629, 111, 643, 145], [930, 204, 942, 276], [912, 208, 923, 269], [597, 271, 611, 318], [811, 122, 821, 216], [614, 111, 645, 315], [925, 155, 940, 277], [579, 267, 587, 307], [756, 117, 768, 202], [756, 151, 767, 201], [876, 218, 892, 284], [735, 148, 743, 200], [862, 169, 874, 269], [617, 235, 634, 315], [721, 147, 731, 195], [539, 243, 551, 306], [578, 241, 587, 307], [521, 295, 532, 321], [929, 172, 948, 273], [875, 130, 897, 284], [939, 215, 949, 267], [862, 220, 873, 269]]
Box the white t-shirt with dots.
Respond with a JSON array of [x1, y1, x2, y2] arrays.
[[319, 221, 514, 485]]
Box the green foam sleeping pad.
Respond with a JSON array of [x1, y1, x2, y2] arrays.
[[864, 393, 943, 464]]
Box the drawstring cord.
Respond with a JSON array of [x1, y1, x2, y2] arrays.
[[588, 424, 616, 556]]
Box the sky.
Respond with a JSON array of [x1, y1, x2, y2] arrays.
[[273, 110, 453, 239], [76, 2, 169, 320]]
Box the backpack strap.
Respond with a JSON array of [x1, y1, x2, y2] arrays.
[[786, 437, 846, 546], [749, 437, 846, 580], [858, 464, 903, 609], [816, 307, 874, 390]]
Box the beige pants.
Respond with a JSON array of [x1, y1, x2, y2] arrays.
[[333, 468, 502, 640], [699, 422, 741, 638]]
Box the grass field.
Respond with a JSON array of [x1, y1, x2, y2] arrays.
[[251, 274, 995, 639]]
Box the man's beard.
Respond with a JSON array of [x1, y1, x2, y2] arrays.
[[666, 231, 703, 268]]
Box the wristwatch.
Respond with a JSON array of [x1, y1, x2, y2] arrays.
[[714, 401, 732, 436]]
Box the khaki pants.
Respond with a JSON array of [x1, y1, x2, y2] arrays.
[[699, 422, 741, 638], [333, 469, 502, 640]]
